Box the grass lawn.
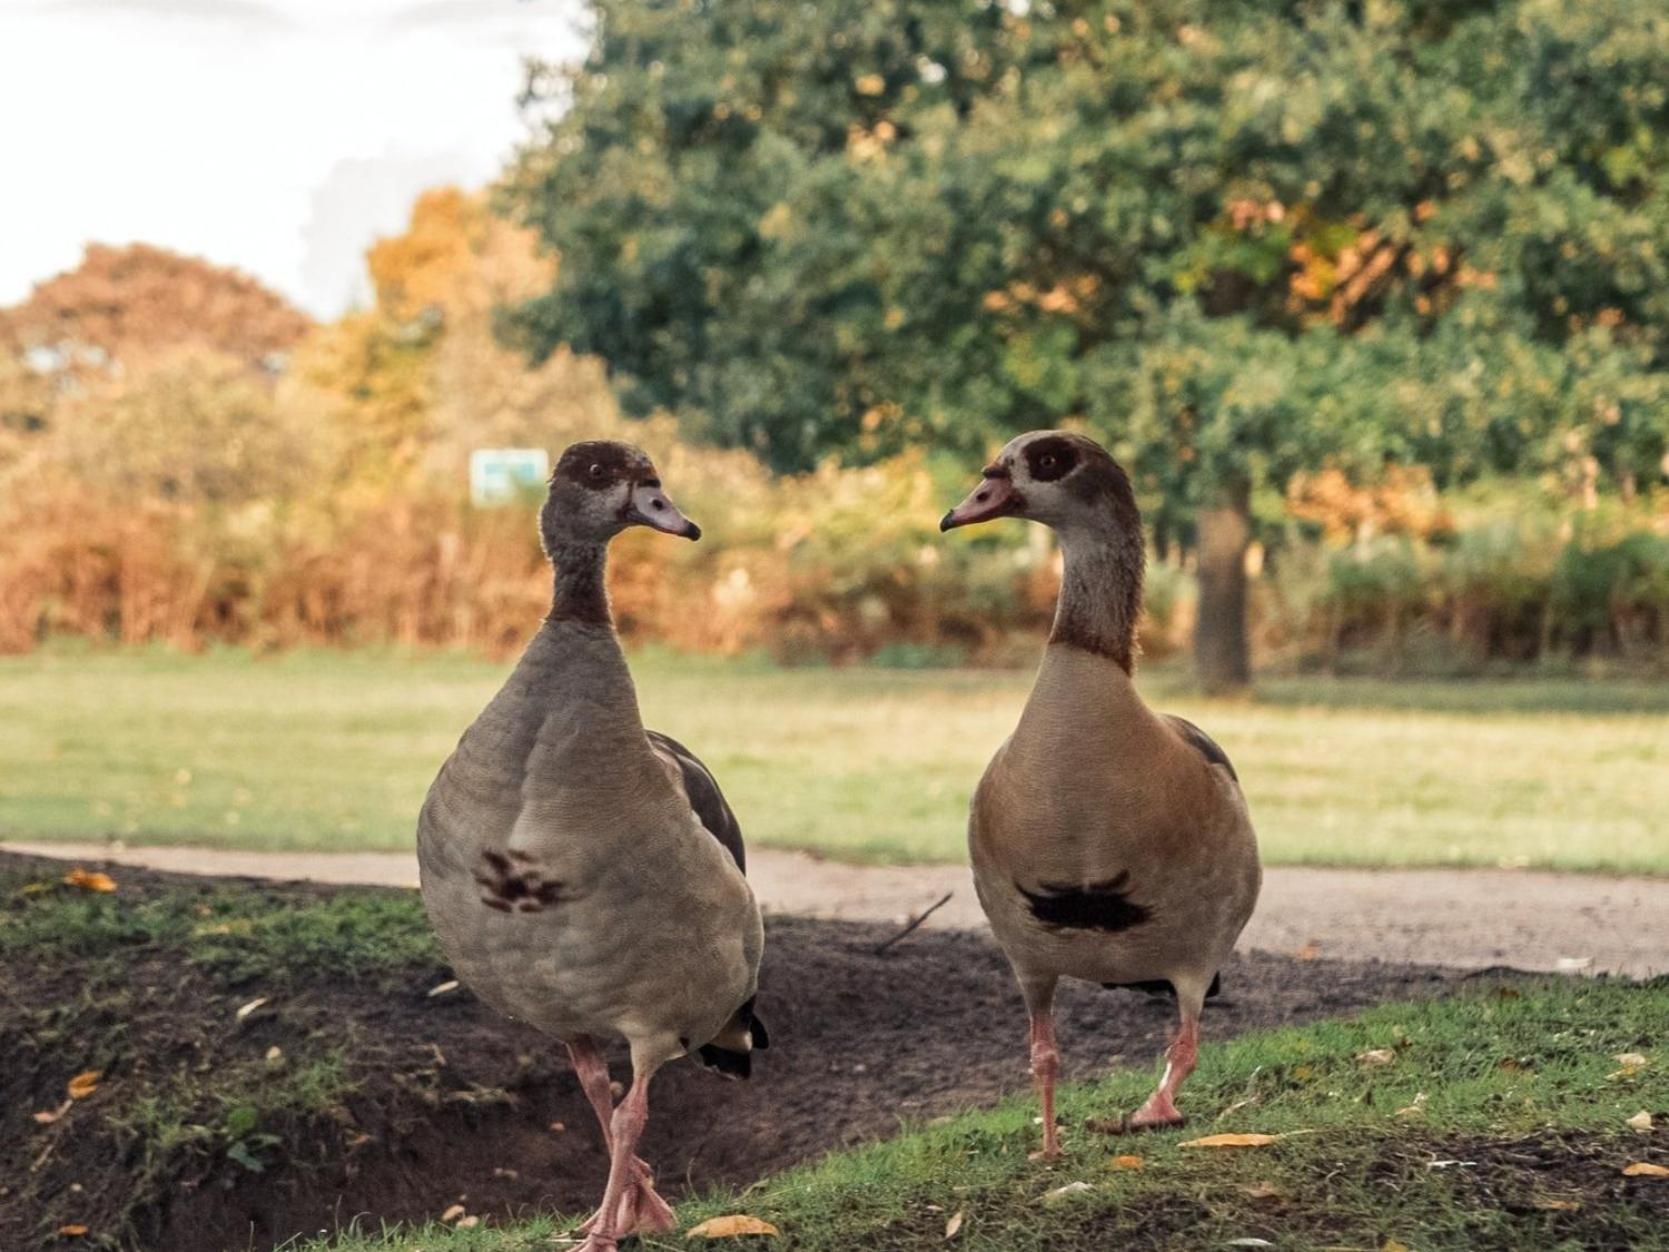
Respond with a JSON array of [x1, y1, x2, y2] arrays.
[[310, 977, 1669, 1251], [1, 645, 1666, 873]]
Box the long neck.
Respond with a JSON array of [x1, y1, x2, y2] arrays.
[[546, 541, 611, 626], [1048, 527, 1144, 673]]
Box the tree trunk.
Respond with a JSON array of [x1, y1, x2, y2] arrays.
[[1193, 480, 1252, 693]]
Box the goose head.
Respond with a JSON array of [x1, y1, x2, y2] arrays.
[[541, 440, 701, 550], [940, 430, 1139, 539]]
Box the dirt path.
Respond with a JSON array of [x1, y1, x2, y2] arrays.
[[6, 839, 1665, 977]]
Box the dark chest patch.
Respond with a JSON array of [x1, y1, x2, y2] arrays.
[[474, 849, 564, 913], [1019, 871, 1151, 933]]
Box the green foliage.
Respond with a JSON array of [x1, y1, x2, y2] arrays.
[[508, 0, 1669, 525]]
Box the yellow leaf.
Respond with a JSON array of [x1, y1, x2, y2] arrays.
[[440, 1204, 466, 1223], [1357, 1048, 1396, 1067], [944, 1209, 963, 1239], [1110, 1154, 1144, 1170], [1614, 1053, 1648, 1068], [66, 1070, 102, 1100], [62, 868, 117, 893], [1382, 1242, 1411, 1252], [1534, 1198, 1581, 1211], [1623, 1162, 1669, 1178], [686, 1215, 781, 1238], [854, 73, 886, 96], [1626, 1111, 1653, 1133], [57, 1225, 89, 1237], [1179, 1133, 1280, 1149]]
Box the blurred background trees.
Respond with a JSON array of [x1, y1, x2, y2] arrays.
[[1, 0, 1667, 679], [504, 0, 1669, 689]]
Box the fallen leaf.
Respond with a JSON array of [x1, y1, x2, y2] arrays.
[[1534, 1198, 1581, 1211], [1623, 1162, 1669, 1178], [1382, 1242, 1411, 1252], [1225, 1240, 1274, 1249], [1179, 1133, 1280, 1149], [427, 980, 460, 998], [66, 1071, 102, 1100], [56, 1225, 89, 1237], [685, 1215, 782, 1238], [944, 1210, 963, 1239], [1626, 1111, 1653, 1133], [1237, 1181, 1284, 1200], [1394, 1093, 1428, 1119], [440, 1204, 466, 1223], [62, 868, 116, 893], [1109, 1154, 1144, 1171], [265, 1046, 283, 1063], [1041, 1181, 1095, 1205], [1555, 956, 1594, 974], [33, 1099, 72, 1124], [235, 997, 267, 1021], [1615, 1053, 1649, 1068], [456, 1215, 480, 1229], [1357, 1049, 1396, 1067], [1292, 1064, 1314, 1081]]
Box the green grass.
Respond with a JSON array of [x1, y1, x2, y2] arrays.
[[2, 645, 1666, 872], [306, 977, 1669, 1251], [0, 860, 438, 986]]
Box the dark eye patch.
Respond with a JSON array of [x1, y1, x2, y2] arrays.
[[1024, 436, 1079, 482], [555, 440, 647, 490]]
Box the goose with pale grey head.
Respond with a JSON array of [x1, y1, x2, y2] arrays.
[[417, 441, 766, 1250], [941, 430, 1261, 1158]]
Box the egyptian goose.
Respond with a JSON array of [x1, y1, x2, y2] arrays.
[[417, 441, 767, 1250], [940, 430, 1260, 1157]]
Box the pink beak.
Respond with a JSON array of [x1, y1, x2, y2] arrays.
[[940, 471, 1021, 531]]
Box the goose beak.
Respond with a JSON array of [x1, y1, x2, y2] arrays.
[[628, 482, 702, 540], [940, 471, 1020, 531]]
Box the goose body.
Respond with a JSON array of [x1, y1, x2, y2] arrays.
[[942, 430, 1261, 1155], [418, 626, 761, 1057], [417, 442, 764, 1250]]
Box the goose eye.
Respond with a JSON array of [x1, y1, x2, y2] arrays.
[[1038, 454, 1057, 472], [588, 463, 605, 480]]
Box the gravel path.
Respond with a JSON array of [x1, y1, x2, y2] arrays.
[[5, 839, 1664, 977]]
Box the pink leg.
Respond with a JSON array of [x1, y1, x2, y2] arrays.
[[1128, 1009, 1199, 1130], [576, 1071, 658, 1252], [1028, 1009, 1063, 1161], [566, 1041, 675, 1237]]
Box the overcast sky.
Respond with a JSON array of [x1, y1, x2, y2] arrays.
[[0, 0, 588, 317]]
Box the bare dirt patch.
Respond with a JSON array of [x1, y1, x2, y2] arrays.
[[1, 852, 1465, 1251]]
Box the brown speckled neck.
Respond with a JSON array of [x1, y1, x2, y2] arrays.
[[1049, 531, 1144, 672], [546, 541, 611, 626]]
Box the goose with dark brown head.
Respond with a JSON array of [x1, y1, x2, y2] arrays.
[[417, 441, 766, 1250], [941, 430, 1261, 1157]]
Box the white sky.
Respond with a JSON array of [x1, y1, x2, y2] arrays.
[[0, 0, 588, 317]]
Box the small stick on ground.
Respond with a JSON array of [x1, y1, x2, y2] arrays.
[[873, 892, 954, 955]]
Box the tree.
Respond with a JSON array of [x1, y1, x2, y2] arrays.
[[508, 0, 1669, 689], [0, 242, 310, 373]]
